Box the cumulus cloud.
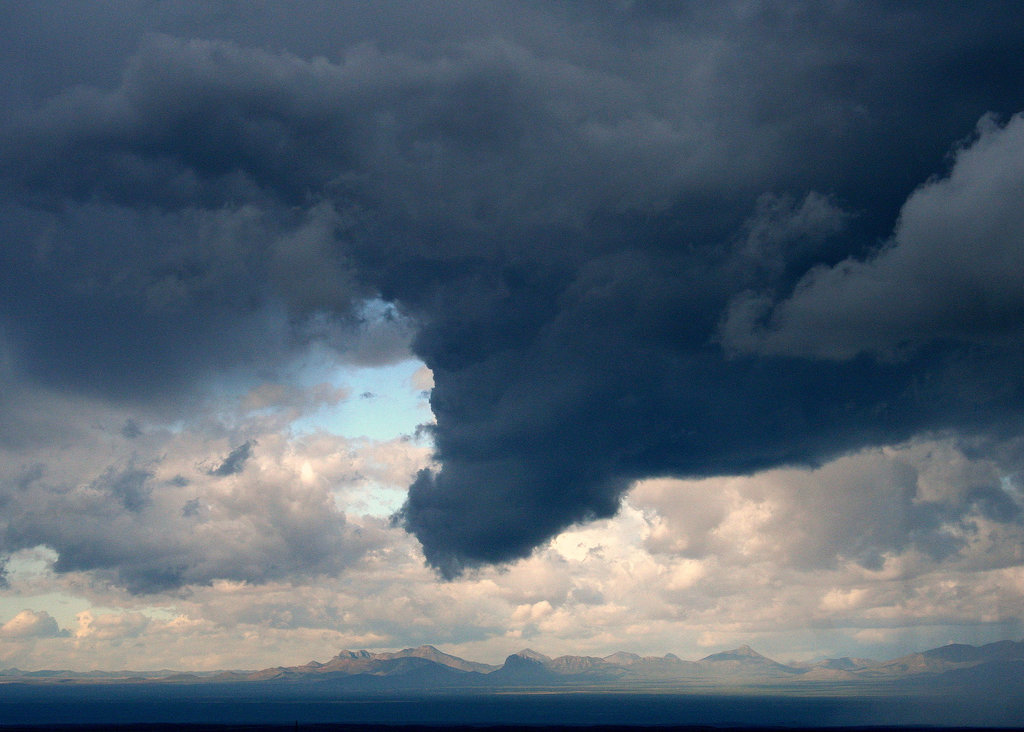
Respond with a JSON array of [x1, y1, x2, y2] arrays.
[[2, 3, 1024, 586], [730, 191, 851, 285], [635, 438, 1024, 574], [722, 114, 1024, 360], [0, 380, 423, 594], [73, 610, 149, 641], [1, 609, 64, 639], [1, 438, 1021, 670]]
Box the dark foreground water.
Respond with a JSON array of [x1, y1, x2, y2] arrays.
[[1, 727, 1022, 732], [0, 685, 1021, 729]]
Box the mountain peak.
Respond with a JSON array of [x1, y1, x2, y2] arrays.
[[379, 645, 498, 674], [514, 648, 552, 663], [393, 645, 444, 658], [332, 650, 373, 661], [702, 644, 765, 661]]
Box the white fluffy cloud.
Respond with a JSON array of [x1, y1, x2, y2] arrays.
[[1, 609, 63, 639], [2, 383, 1022, 672], [2, 432, 1023, 671], [0, 364, 432, 593]]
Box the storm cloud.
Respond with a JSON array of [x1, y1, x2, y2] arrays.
[[722, 113, 1024, 360], [3, 2, 1024, 581]]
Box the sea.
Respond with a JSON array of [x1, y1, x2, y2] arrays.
[[0, 683, 1020, 730]]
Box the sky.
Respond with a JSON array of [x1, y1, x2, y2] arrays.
[[2, 1, 1024, 672]]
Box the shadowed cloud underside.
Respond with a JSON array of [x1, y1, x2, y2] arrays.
[[0, 4, 1023, 668]]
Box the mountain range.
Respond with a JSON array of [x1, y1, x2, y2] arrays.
[[7, 639, 1023, 691]]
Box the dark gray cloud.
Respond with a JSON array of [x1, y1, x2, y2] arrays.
[[722, 114, 1024, 360], [102, 465, 153, 513], [209, 441, 254, 477], [2, 3, 1024, 579]]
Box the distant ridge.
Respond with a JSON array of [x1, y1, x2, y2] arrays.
[[4, 639, 1024, 691], [861, 638, 1024, 678]]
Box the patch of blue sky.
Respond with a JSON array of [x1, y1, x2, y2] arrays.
[[1, 549, 199, 639], [0, 591, 88, 633], [336, 478, 409, 518], [292, 358, 431, 441], [0, 548, 87, 631]]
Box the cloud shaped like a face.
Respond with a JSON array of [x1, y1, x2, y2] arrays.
[[3, 7, 1024, 582]]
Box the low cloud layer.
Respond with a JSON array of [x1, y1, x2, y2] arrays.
[[0, 378, 426, 594], [2, 435, 1021, 671], [2, 3, 1024, 589]]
